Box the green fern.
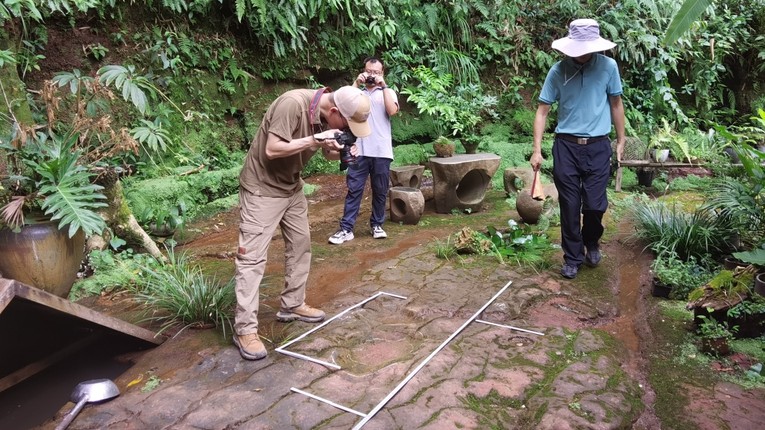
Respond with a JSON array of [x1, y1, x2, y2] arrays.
[[0, 49, 16, 67]]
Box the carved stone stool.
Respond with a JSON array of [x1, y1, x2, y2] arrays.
[[389, 165, 425, 188], [389, 186, 425, 225], [503, 167, 535, 195], [429, 153, 500, 213]]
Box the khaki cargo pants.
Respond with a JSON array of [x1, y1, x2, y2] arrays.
[[234, 187, 312, 335]]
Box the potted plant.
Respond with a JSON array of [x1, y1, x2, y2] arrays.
[[687, 266, 757, 337], [733, 243, 765, 295], [0, 132, 107, 296], [649, 120, 672, 162], [431, 136, 455, 158], [459, 133, 482, 154], [650, 252, 713, 300], [696, 310, 738, 356], [650, 254, 673, 298], [651, 119, 694, 163], [401, 66, 497, 154], [725, 295, 765, 338]]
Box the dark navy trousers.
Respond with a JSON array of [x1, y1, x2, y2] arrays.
[[552, 137, 612, 267], [339, 156, 391, 232]]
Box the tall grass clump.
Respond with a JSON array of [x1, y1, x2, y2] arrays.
[[631, 200, 737, 261], [133, 247, 235, 336], [705, 177, 765, 246]]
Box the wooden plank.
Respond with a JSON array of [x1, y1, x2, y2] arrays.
[[0, 332, 102, 393], [0, 280, 16, 314], [6, 279, 163, 345], [619, 160, 706, 168], [614, 159, 757, 192], [619, 160, 752, 168]]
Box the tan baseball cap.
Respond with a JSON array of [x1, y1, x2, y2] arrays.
[[333, 86, 371, 137]]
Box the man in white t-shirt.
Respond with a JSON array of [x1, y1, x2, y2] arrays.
[[329, 56, 400, 244]]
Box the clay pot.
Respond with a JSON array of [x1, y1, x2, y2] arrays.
[[652, 149, 670, 163], [0, 221, 85, 297], [516, 192, 549, 224], [723, 256, 748, 270], [636, 168, 655, 187], [651, 278, 671, 298], [701, 337, 730, 356], [462, 141, 479, 154], [755, 273, 765, 297]]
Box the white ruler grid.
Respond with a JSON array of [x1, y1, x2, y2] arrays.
[[280, 281, 545, 429], [275, 291, 407, 370]]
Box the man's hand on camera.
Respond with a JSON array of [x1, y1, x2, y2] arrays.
[[313, 130, 344, 151], [350, 144, 360, 157]]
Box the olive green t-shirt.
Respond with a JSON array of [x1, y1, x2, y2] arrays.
[[239, 89, 323, 197]]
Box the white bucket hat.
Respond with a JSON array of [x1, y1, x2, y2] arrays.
[[551, 19, 616, 57]]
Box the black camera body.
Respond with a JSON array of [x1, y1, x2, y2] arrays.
[[336, 130, 358, 171], [365, 75, 377, 86]]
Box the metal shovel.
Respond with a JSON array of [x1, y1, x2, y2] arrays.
[[55, 379, 120, 430]]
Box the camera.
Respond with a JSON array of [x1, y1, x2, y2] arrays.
[[365, 75, 377, 86], [335, 129, 358, 171]]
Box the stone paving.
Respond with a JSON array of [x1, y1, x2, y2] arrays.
[[46, 243, 645, 430]]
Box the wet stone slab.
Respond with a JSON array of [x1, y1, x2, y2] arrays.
[[55, 240, 643, 430]]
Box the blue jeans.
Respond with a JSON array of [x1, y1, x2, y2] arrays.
[[339, 156, 391, 232]]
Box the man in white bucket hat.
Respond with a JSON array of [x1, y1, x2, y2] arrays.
[[529, 19, 626, 279]]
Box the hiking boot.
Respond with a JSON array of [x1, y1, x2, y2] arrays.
[[372, 225, 387, 239], [560, 264, 579, 279], [585, 247, 602, 267], [233, 333, 267, 360], [276, 303, 326, 323], [329, 229, 354, 244]]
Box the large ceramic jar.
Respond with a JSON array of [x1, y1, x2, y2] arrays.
[[0, 220, 85, 297]]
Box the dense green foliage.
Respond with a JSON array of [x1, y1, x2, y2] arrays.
[[3, 0, 765, 131], [69, 247, 159, 300]]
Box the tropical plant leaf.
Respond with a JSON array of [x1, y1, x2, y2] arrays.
[[733, 245, 765, 267], [23, 134, 108, 238], [97, 65, 150, 114], [52, 69, 87, 94], [664, 0, 712, 45], [130, 119, 172, 154]]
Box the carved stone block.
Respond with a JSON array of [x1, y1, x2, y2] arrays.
[[389, 187, 425, 225]]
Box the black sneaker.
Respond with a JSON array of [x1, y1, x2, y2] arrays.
[[585, 248, 602, 267], [560, 264, 579, 279]]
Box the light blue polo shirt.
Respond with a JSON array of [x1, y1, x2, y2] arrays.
[[539, 54, 622, 137]]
